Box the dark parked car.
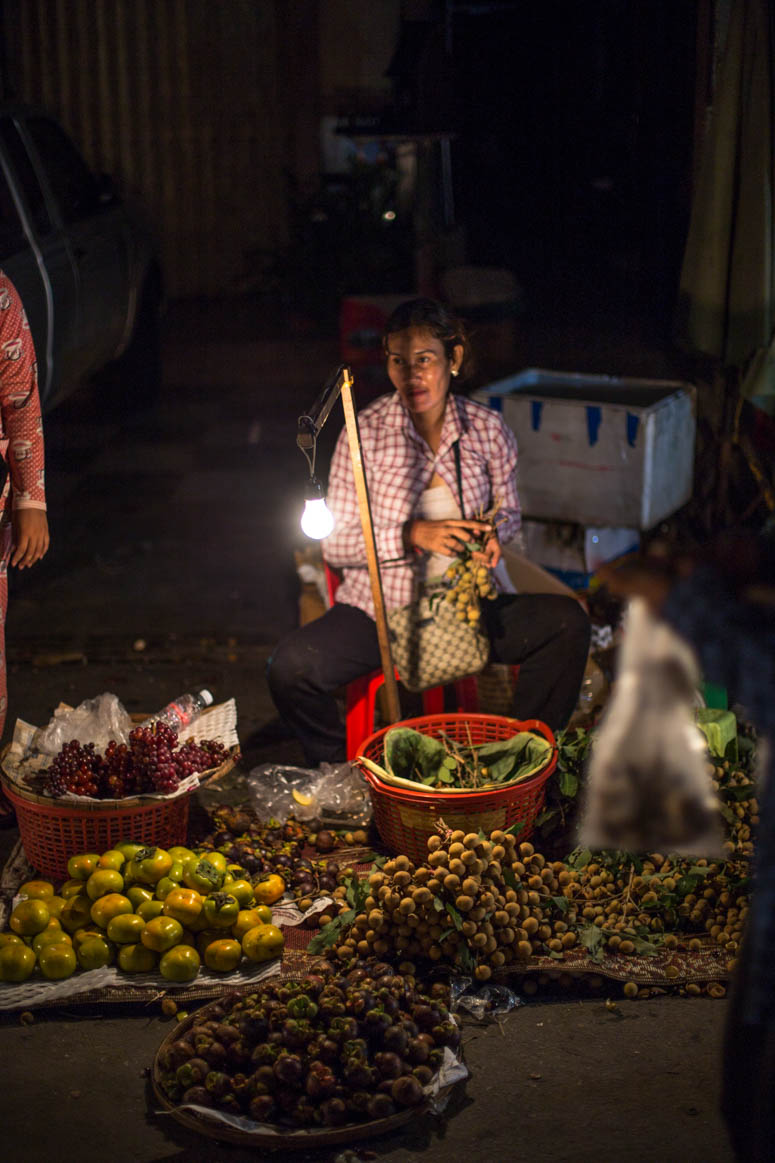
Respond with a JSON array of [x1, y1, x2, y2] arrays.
[[0, 104, 162, 411]]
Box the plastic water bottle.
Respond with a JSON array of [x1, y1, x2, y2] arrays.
[[141, 689, 214, 732]]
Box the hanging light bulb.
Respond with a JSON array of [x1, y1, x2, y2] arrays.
[[300, 476, 334, 539]]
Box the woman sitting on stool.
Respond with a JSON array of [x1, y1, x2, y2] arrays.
[[267, 297, 590, 766]]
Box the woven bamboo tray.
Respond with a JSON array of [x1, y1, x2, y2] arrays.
[[151, 980, 459, 1149]]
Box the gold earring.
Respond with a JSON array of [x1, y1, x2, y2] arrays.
[[451, 369, 458, 377]]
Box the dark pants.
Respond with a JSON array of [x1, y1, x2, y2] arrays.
[[266, 593, 590, 765]]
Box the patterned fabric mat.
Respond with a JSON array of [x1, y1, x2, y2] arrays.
[[0, 839, 730, 1011]]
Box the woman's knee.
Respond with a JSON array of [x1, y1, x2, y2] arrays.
[[266, 632, 312, 701]]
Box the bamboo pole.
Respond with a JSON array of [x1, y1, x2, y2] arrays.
[[339, 368, 402, 725]]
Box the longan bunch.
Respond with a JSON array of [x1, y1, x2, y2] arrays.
[[550, 850, 750, 975], [323, 830, 570, 982], [710, 759, 758, 859], [440, 558, 497, 624]]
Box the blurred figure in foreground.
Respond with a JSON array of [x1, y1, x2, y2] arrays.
[[599, 528, 775, 1163]]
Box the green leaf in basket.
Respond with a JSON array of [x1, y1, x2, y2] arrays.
[[383, 727, 447, 785], [475, 732, 552, 783]]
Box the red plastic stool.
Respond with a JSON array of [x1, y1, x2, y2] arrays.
[[324, 564, 515, 758]]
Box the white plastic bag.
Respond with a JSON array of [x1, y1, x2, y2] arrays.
[[33, 693, 133, 756], [578, 598, 724, 856], [247, 762, 372, 827]]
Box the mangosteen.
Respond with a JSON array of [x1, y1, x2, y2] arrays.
[[249, 1093, 276, 1122], [289, 1095, 317, 1126], [406, 1037, 430, 1065], [163, 1040, 194, 1070], [370, 962, 394, 980], [175, 1058, 208, 1089], [382, 1025, 409, 1056], [203, 1041, 227, 1067], [343, 1060, 377, 1089], [412, 1064, 434, 1086], [320, 1096, 348, 1126], [182, 1085, 213, 1107], [341, 1037, 369, 1060], [251, 1042, 279, 1066], [374, 1051, 403, 1079], [204, 1070, 231, 1099], [317, 1037, 340, 1065], [239, 1012, 268, 1043], [391, 1074, 425, 1107], [368, 1092, 397, 1120], [230, 1072, 252, 1101], [364, 1009, 393, 1037], [282, 1017, 313, 1049], [253, 1064, 277, 1091], [305, 1064, 336, 1100], [273, 1051, 304, 1087], [214, 1022, 240, 1044], [226, 1039, 250, 1068], [315, 830, 336, 853], [432, 1021, 460, 1050]]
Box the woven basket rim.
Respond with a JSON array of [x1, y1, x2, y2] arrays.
[[355, 713, 556, 803], [360, 757, 555, 803]]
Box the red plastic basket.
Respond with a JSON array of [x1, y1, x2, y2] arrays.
[[1, 777, 191, 883], [355, 713, 557, 864]]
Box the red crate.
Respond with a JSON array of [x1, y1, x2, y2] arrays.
[[1, 779, 191, 883]]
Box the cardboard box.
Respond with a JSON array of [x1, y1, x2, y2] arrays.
[[474, 368, 696, 529]]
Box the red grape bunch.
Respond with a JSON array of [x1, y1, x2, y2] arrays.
[[44, 723, 229, 799]]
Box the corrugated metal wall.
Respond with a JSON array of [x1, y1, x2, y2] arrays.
[[0, 0, 306, 297]]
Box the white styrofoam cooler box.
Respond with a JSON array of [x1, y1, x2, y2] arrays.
[[521, 520, 640, 590], [473, 369, 697, 529]]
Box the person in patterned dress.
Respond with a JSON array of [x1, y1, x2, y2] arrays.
[[267, 297, 590, 765], [0, 270, 49, 816]]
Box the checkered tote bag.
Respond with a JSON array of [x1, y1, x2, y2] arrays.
[[388, 593, 490, 692], [387, 439, 490, 693]]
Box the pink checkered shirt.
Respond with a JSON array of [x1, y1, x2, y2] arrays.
[[323, 392, 522, 619]]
